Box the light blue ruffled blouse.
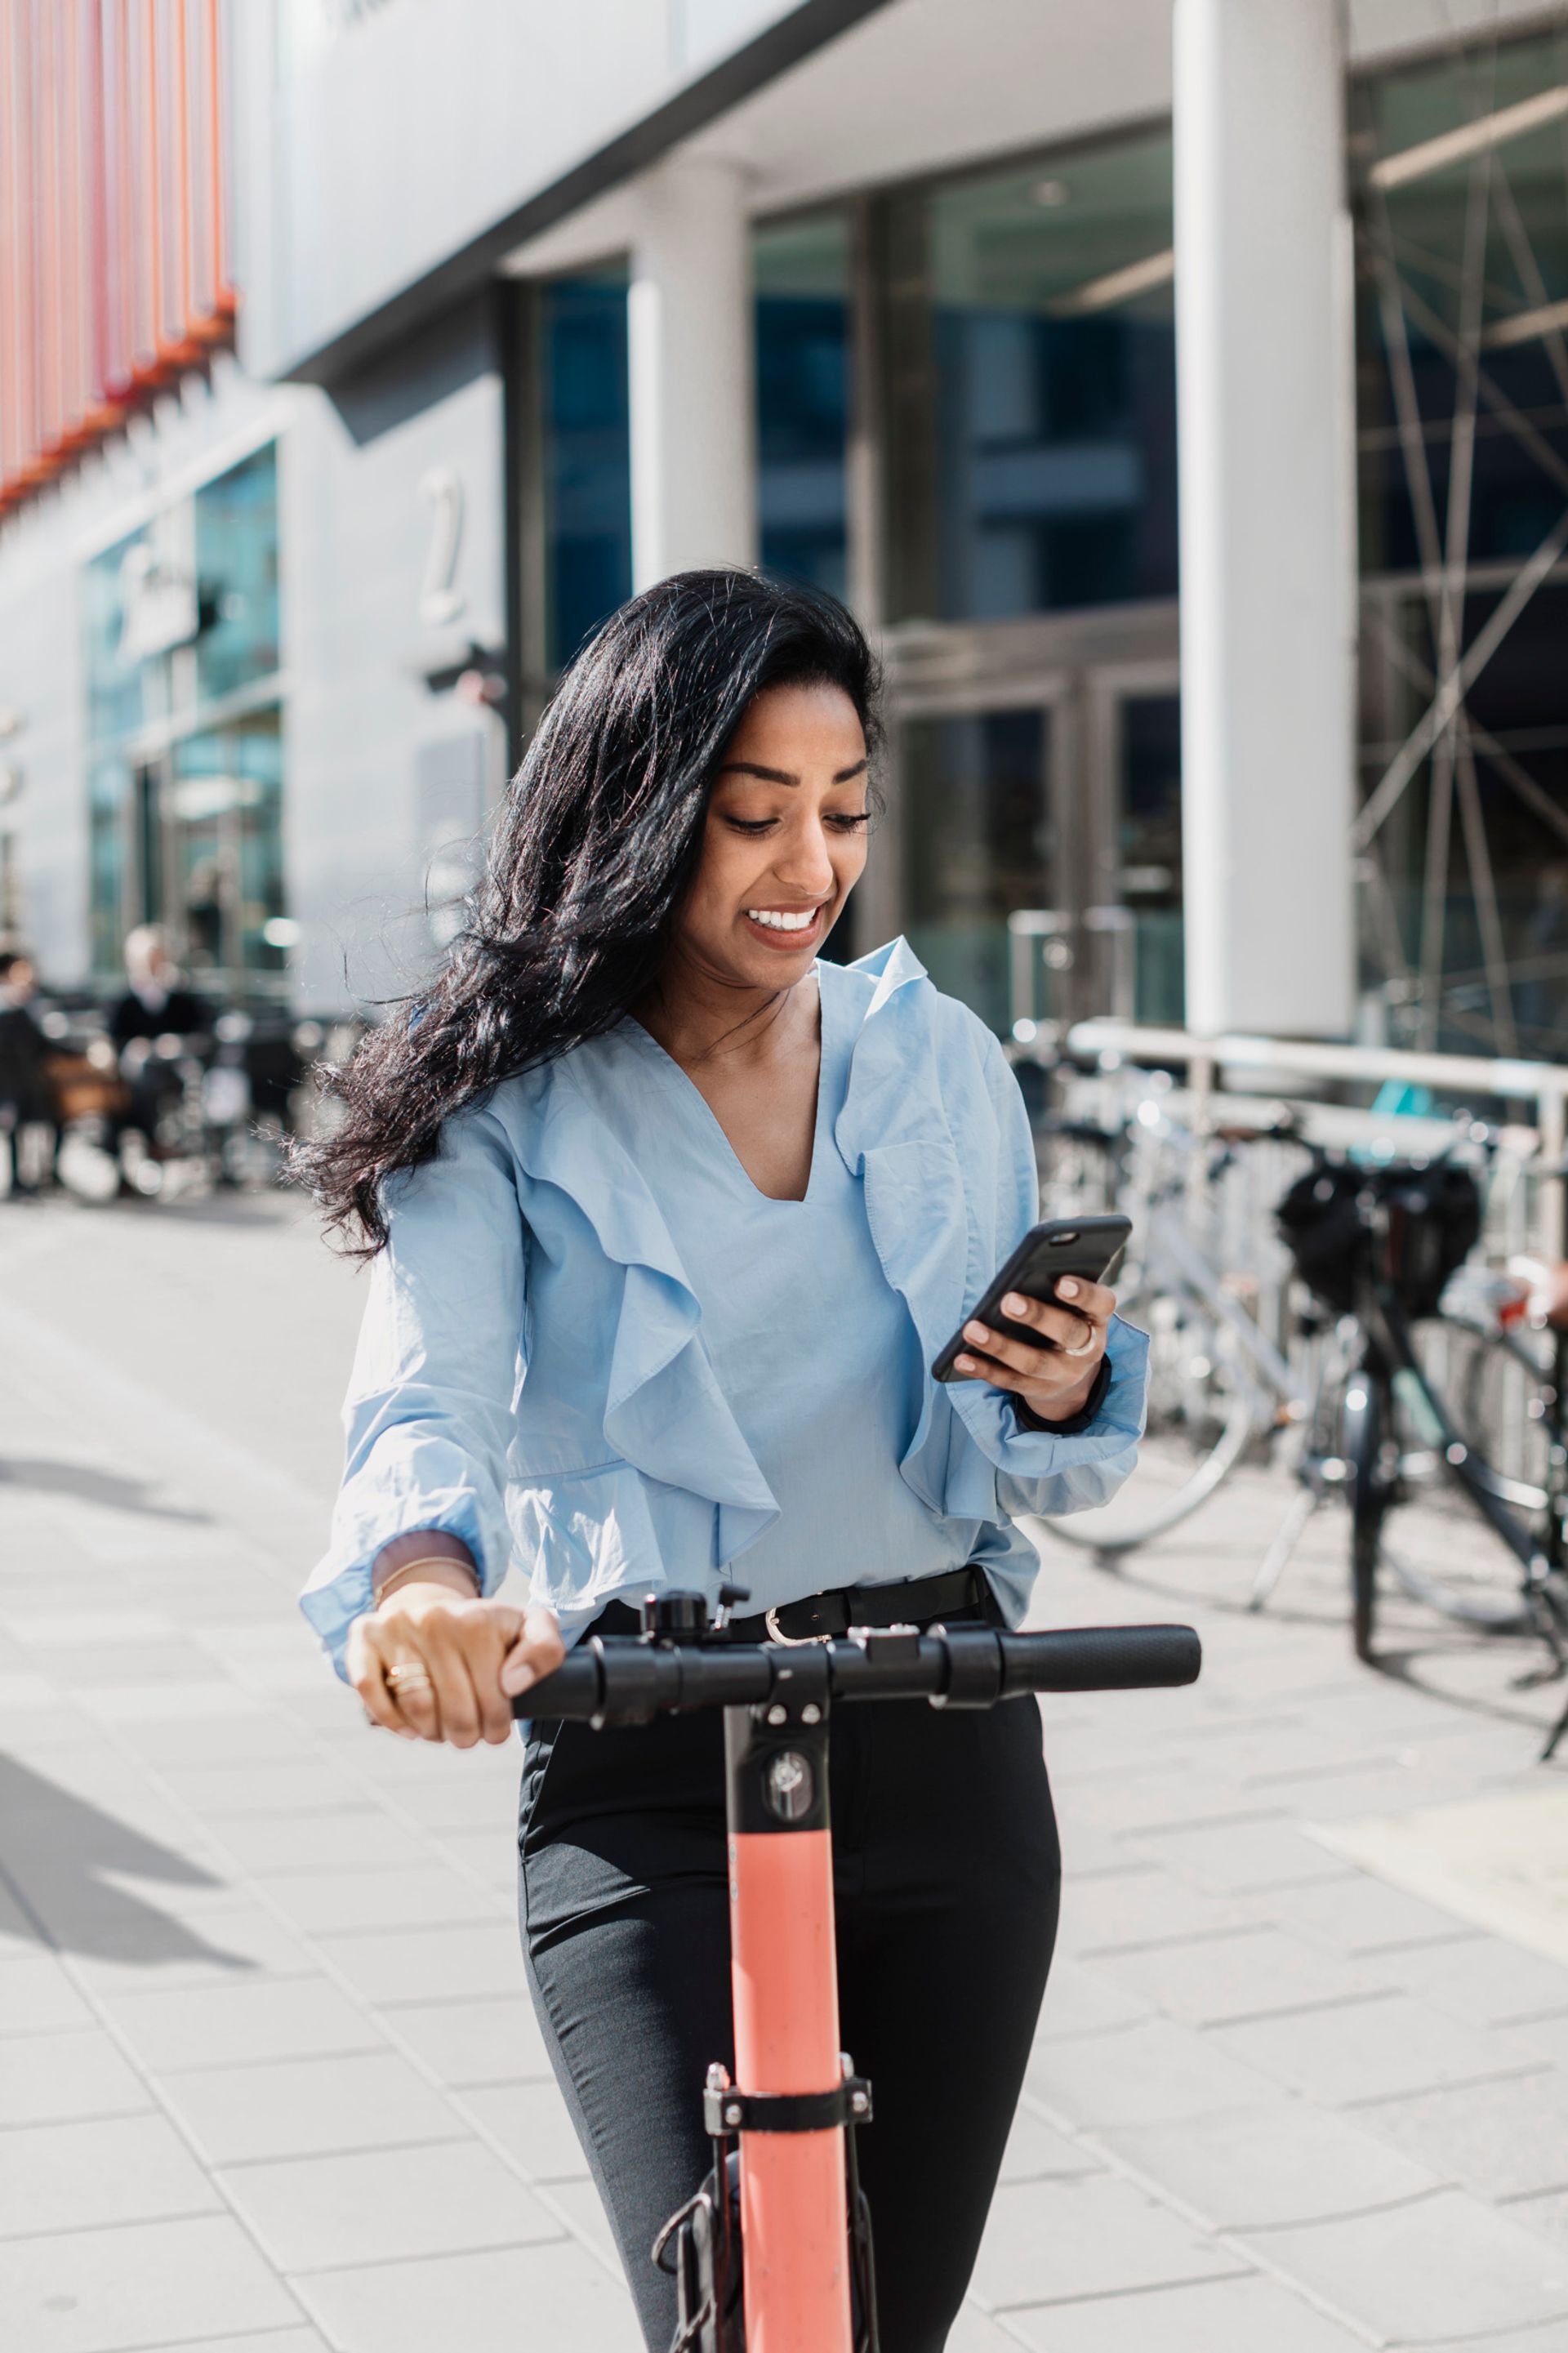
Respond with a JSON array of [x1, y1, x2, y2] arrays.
[[301, 940, 1148, 1675]]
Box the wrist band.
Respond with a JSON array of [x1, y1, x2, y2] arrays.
[[375, 1556, 480, 1605]]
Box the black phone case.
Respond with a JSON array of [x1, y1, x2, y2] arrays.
[[930, 1214, 1131, 1384]]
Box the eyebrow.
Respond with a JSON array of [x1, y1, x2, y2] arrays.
[[718, 757, 869, 786]]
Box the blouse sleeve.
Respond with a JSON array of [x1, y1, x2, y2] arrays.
[[299, 1105, 526, 1677], [967, 1032, 1148, 1522]]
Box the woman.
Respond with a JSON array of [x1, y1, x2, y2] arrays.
[[299, 572, 1147, 2352]]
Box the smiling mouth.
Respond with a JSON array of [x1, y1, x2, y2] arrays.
[[743, 906, 825, 936]]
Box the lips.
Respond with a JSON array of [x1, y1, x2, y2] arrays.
[[745, 907, 821, 934], [741, 905, 826, 949]]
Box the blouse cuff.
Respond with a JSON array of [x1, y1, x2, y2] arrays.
[[1011, 1353, 1113, 1439], [301, 1500, 497, 1681]]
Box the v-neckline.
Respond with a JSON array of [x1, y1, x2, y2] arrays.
[[626, 971, 831, 1207]]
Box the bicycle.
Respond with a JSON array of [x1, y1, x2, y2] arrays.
[[1036, 1080, 1310, 1558], [515, 1593, 1200, 2351], [1275, 1152, 1568, 1755]]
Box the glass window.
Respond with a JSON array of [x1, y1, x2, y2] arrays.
[[84, 528, 158, 748], [884, 132, 1178, 624], [755, 213, 850, 596], [1356, 34, 1568, 577], [1118, 692, 1184, 1024], [194, 444, 281, 703], [541, 270, 633, 670], [1354, 27, 1568, 1049], [87, 755, 134, 977], [902, 705, 1058, 1035], [167, 709, 287, 983]]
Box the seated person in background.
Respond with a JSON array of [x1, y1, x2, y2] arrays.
[[0, 951, 56, 1195], [109, 925, 211, 1156], [108, 924, 209, 1049]]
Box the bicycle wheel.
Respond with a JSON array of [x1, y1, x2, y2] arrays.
[[1372, 1315, 1550, 1634], [1042, 1287, 1258, 1555]]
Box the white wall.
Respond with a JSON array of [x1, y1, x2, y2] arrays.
[[238, 0, 861, 380], [282, 360, 507, 1012]]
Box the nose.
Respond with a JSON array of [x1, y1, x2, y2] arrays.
[[773, 813, 837, 898]]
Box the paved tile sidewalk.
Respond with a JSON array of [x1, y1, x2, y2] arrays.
[[2, 1193, 1567, 2351]]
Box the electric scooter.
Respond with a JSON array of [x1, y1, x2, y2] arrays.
[[517, 1594, 1201, 2353]]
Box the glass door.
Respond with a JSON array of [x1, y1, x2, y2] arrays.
[[893, 689, 1079, 1036], [1087, 663, 1183, 1026]]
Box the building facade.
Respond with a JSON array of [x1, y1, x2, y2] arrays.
[[2, 0, 1566, 1057]]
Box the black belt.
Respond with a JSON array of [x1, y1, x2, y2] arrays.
[[725, 1566, 993, 1646]]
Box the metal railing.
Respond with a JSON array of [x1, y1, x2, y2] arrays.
[[1062, 1019, 1568, 1254]]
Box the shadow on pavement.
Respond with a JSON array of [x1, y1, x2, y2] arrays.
[[0, 1456, 209, 1522], [0, 1752, 258, 1971]]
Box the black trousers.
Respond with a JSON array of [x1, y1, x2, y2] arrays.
[[517, 1648, 1060, 2352]]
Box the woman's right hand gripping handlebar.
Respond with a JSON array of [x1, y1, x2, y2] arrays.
[[349, 1556, 565, 1747]]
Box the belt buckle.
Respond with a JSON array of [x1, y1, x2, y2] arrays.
[[764, 1605, 835, 1647]]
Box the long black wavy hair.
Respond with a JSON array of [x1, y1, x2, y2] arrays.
[[296, 569, 881, 1255]]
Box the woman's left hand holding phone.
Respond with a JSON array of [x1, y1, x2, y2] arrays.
[[951, 1277, 1116, 1424], [349, 1555, 565, 1745]]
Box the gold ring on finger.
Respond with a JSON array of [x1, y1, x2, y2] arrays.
[[385, 1662, 434, 1693]]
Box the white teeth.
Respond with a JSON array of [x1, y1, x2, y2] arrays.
[[746, 908, 816, 931]]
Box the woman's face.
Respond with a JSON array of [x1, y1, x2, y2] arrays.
[[675, 680, 871, 988]]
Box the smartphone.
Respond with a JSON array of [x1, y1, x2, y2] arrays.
[[931, 1214, 1131, 1384]]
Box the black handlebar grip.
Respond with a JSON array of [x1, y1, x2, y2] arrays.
[[1000, 1624, 1201, 1696], [511, 1651, 603, 1719]]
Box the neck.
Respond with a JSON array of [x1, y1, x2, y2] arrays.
[[634, 947, 812, 1070]]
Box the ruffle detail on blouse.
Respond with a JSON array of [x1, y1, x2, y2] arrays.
[[834, 939, 1144, 1522], [489, 1049, 780, 1566]]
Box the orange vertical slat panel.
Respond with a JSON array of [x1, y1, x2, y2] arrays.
[[0, 0, 18, 498], [208, 0, 234, 319], [126, 0, 161, 385], [83, 0, 123, 430], [59, 0, 91, 451], [0, 0, 231, 519], [36, 0, 64, 468], [14, 0, 44, 486], [103, 0, 139, 404]]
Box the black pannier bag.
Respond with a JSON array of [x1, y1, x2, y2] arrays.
[[1276, 1159, 1482, 1319]]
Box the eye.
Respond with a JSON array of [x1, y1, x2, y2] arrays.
[[720, 815, 778, 837], [825, 809, 871, 832]]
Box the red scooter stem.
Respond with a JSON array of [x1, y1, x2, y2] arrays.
[[725, 1698, 855, 2352]]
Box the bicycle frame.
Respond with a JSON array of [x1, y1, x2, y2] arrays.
[[1353, 1275, 1568, 1757], [1359, 1280, 1556, 1582], [519, 1610, 1201, 2351]]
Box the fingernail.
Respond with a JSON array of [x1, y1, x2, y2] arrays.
[[501, 1662, 537, 1698], [964, 1321, 987, 1343], [1002, 1294, 1027, 1316], [956, 1354, 974, 1372], [1058, 1278, 1080, 1299]]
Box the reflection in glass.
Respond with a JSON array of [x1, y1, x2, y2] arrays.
[[1118, 693, 1183, 1024], [542, 272, 633, 670], [84, 533, 152, 749], [194, 445, 280, 702], [755, 214, 849, 595], [168, 711, 287, 983], [884, 133, 1178, 623], [87, 757, 134, 977], [1354, 27, 1568, 1048], [902, 707, 1054, 1035], [1356, 33, 1568, 577]]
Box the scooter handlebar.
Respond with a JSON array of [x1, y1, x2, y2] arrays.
[[515, 1622, 1200, 1725]]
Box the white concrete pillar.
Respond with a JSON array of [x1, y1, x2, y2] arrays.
[[628, 158, 757, 589], [1174, 0, 1357, 1038]]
